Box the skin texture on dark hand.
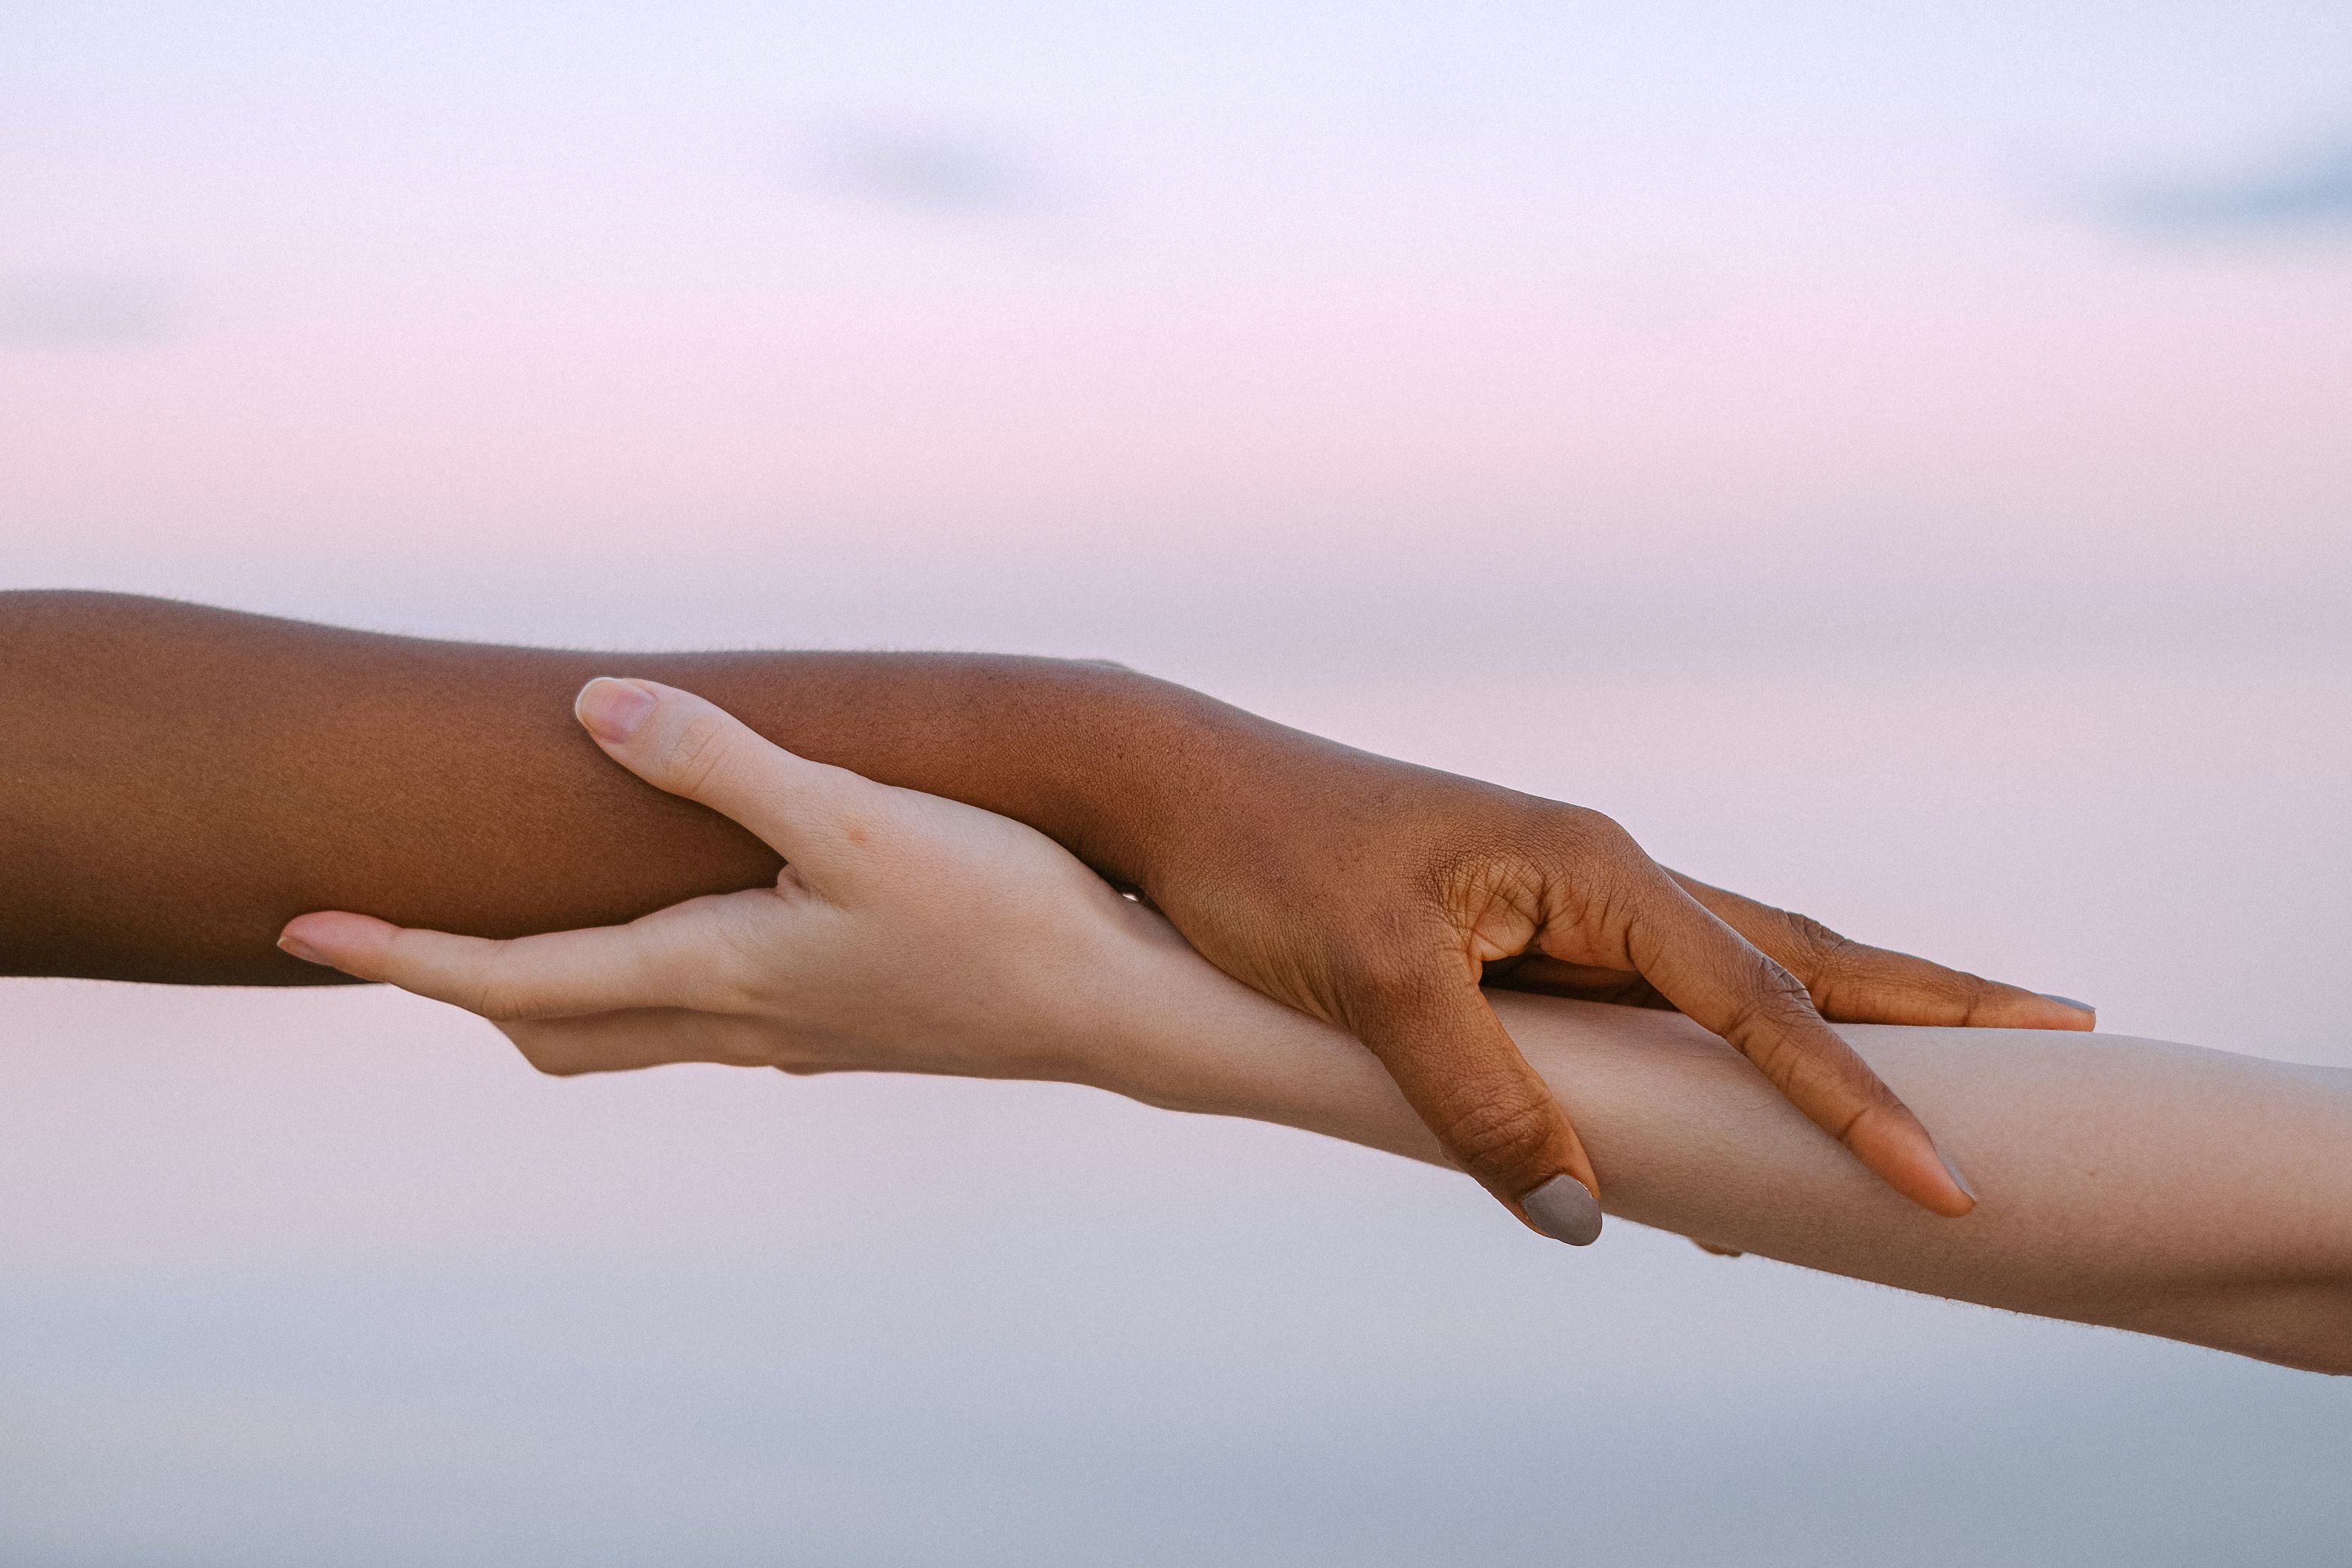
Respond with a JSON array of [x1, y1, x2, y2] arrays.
[[1490, 872, 2084, 1027], [0, 591, 2092, 1236], [1109, 716, 2087, 1229]]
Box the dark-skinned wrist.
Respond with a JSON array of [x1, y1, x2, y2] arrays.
[[1009, 665, 1278, 892]]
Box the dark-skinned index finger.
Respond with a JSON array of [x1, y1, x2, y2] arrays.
[[1619, 869, 1977, 1218], [1666, 872, 2096, 1031]]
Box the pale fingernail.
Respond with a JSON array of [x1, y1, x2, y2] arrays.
[[277, 933, 329, 966], [1522, 1173, 1604, 1246], [1938, 1147, 1979, 1205], [575, 678, 657, 743], [2041, 994, 2096, 1015]]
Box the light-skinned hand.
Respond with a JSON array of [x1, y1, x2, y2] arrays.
[[285, 678, 2091, 1245], [278, 682, 1177, 1091]]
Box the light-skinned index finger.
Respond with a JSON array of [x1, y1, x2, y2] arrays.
[[280, 908, 715, 1020]]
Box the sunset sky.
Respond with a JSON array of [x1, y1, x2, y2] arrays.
[[4, 6, 2349, 1563], [5, 2, 2348, 665]]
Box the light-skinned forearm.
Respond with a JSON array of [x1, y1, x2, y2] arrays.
[[4, 590, 2096, 1237], [1084, 967, 2352, 1374], [247, 672, 2342, 1370]]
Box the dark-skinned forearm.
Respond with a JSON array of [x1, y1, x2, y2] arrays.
[[0, 590, 1230, 984]]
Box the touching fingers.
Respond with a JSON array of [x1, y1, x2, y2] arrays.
[[572, 678, 878, 876], [1343, 963, 1605, 1245], [1670, 872, 2095, 1031], [1615, 868, 1977, 1218]]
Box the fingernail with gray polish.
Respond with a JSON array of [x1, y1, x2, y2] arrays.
[[2041, 994, 2096, 1015], [1524, 1174, 1604, 1246]]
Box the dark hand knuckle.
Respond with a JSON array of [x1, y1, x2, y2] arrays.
[[1573, 807, 1639, 858], [1723, 958, 1821, 1081], [1783, 911, 1853, 972], [1755, 954, 1813, 1009], [1443, 1091, 1554, 1177]]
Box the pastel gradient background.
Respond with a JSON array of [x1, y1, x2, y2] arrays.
[[3, 5, 2349, 1563]]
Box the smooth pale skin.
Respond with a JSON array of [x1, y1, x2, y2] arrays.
[[2, 592, 2094, 1236], [285, 682, 2352, 1376]]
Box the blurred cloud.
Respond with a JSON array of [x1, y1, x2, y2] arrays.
[[2107, 139, 2352, 234], [0, 273, 179, 351], [805, 125, 1059, 216]]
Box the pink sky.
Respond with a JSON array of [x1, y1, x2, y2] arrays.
[[3, 7, 2349, 1560]]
